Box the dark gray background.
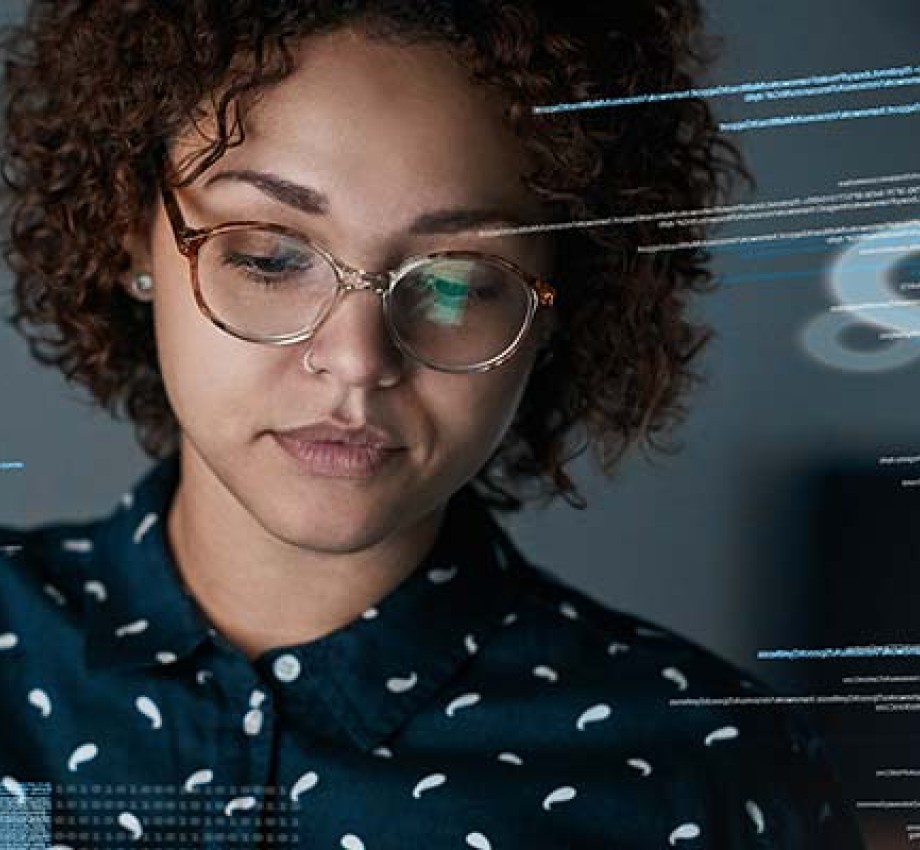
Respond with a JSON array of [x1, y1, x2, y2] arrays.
[[0, 0, 917, 686]]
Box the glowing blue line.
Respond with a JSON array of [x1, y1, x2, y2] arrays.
[[840, 172, 920, 187], [480, 212, 920, 243], [640, 218, 920, 253], [721, 101, 920, 132], [744, 75, 920, 102], [758, 644, 920, 660], [0, 462, 24, 470], [533, 65, 920, 114], [856, 801, 920, 809]]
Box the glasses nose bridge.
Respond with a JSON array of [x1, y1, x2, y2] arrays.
[[336, 262, 393, 298]]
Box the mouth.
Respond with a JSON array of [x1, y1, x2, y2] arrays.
[[273, 421, 403, 450], [271, 431, 405, 479]]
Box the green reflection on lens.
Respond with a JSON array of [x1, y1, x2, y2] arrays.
[[420, 272, 469, 326]]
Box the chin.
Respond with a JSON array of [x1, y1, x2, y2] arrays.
[[262, 509, 378, 553], [258, 486, 398, 548]]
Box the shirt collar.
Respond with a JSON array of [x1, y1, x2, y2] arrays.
[[86, 452, 523, 751], [277, 480, 522, 751]]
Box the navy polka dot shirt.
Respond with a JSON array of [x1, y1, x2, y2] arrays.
[[0, 453, 866, 848]]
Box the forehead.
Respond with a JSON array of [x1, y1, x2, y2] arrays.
[[174, 28, 542, 227]]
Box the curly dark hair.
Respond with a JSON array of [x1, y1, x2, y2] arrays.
[[0, 0, 748, 512]]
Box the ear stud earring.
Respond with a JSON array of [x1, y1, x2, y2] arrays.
[[132, 273, 154, 300]]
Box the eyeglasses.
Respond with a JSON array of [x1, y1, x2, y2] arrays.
[[159, 180, 556, 373]]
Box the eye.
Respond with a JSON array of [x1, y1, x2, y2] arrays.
[[224, 250, 314, 277], [203, 229, 326, 289]]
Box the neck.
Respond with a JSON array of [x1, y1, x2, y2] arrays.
[[164, 448, 446, 660]]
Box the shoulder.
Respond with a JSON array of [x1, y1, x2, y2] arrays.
[[485, 556, 866, 847], [500, 555, 760, 695], [498, 554, 819, 746]]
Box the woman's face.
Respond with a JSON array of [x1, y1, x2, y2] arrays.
[[131, 27, 554, 554]]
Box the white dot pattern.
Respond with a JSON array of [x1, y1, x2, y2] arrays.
[[243, 708, 264, 736], [27, 688, 52, 718], [117, 811, 143, 840], [0, 455, 866, 848]]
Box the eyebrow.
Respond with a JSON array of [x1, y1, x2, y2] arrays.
[[204, 169, 532, 235]]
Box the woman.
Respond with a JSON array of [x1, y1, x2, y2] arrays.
[[0, 1, 866, 848]]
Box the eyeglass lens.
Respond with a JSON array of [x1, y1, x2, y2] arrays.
[[196, 228, 533, 369]]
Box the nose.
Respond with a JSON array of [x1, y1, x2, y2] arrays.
[[301, 269, 404, 388]]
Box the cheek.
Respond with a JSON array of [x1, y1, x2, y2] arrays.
[[421, 360, 533, 456], [150, 258, 267, 439], [484, 367, 533, 441]]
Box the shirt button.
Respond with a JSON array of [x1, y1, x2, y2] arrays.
[[272, 653, 302, 683]]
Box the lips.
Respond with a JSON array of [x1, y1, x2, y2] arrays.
[[273, 421, 403, 450], [272, 422, 405, 479], [272, 428, 404, 478]]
